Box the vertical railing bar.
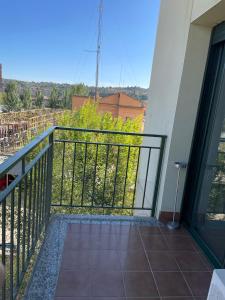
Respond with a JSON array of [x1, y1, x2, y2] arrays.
[[122, 146, 131, 208], [81, 143, 88, 206], [38, 156, 44, 234], [91, 144, 98, 206], [10, 189, 15, 300], [35, 159, 41, 241], [142, 147, 151, 209], [102, 144, 110, 206], [60, 142, 66, 205], [112, 146, 120, 208], [132, 147, 141, 208], [70, 142, 77, 206], [27, 169, 32, 259], [45, 133, 54, 224], [40, 155, 45, 231], [38, 156, 43, 232], [22, 173, 27, 272], [41, 153, 47, 230], [151, 137, 166, 216], [42, 152, 47, 227], [16, 181, 22, 288], [31, 164, 37, 252], [2, 199, 6, 300]]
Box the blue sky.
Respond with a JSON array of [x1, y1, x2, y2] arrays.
[[0, 0, 160, 88]]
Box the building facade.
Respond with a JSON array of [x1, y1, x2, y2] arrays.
[[138, 0, 225, 268], [71, 92, 146, 120]]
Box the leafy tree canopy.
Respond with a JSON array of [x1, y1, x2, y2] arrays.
[[35, 89, 44, 108], [2, 82, 22, 112], [70, 83, 89, 97], [21, 87, 32, 110], [53, 101, 143, 214], [49, 87, 60, 108]]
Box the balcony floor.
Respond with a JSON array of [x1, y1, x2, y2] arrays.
[[25, 215, 213, 300]]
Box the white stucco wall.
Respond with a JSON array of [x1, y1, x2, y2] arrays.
[[139, 0, 225, 218], [192, 0, 221, 21]]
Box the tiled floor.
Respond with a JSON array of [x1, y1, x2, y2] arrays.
[[54, 222, 213, 300]]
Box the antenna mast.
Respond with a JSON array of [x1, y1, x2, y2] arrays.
[[95, 0, 103, 101]]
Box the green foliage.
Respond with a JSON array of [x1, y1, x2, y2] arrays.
[[2, 82, 22, 112], [70, 83, 89, 97], [48, 87, 60, 108], [35, 89, 44, 108], [52, 101, 143, 215], [0, 92, 5, 104], [21, 87, 32, 110], [63, 88, 72, 109], [62, 83, 89, 109]]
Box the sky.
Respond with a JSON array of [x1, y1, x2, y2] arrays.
[[0, 0, 160, 88]]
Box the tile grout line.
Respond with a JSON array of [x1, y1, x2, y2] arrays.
[[137, 224, 162, 299], [159, 228, 195, 299], [119, 248, 128, 299]]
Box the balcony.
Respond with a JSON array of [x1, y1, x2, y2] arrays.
[[0, 127, 212, 299]]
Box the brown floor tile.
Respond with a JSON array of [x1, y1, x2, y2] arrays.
[[147, 251, 179, 271], [161, 297, 194, 300], [116, 234, 143, 250], [164, 235, 197, 251], [183, 272, 212, 297], [142, 234, 168, 251], [174, 252, 208, 271], [55, 298, 125, 300], [61, 249, 121, 270], [65, 233, 119, 250], [111, 224, 138, 235], [198, 252, 214, 271], [154, 271, 191, 297], [91, 271, 125, 297], [67, 223, 104, 234], [126, 298, 160, 300], [119, 250, 150, 271], [137, 225, 161, 235], [160, 226, 189, 236], [55, 270, 91, 297], [124, 271, 159, 297], [68, 223, 138, 236], [56, 223, 212, 300], [60, 249, 91, 270], [90, 250, 121, 270]]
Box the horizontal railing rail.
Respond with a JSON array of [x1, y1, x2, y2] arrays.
[[52, 127, 166, 214], [0, 126, 166, 299]]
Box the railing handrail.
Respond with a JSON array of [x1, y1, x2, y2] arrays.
[[0, 126, 55, 176], [55, 126, 167, 138], [0, 125, 167, 176]]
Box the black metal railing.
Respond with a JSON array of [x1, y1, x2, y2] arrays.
[[0, 126, 166, 299], [0, 128, 54, 300], [52, 127, 166, 214]]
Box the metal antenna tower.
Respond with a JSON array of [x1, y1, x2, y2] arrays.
[[95, 0, 103, 101]]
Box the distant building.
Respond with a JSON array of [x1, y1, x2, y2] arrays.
[[71, 92, 146, 121]]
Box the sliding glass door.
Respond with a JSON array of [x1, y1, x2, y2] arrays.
[[183, 22, 225, 267]]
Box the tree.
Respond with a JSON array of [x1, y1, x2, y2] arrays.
[[3, 82, 22, 112], [35, 89, 44, 108], [21, 87, 32, 110], [70, 83, 89, 97], [49, 87, 59, 108], [52, 101, 143, 214], [62, 84, 89, 109], [63, 88, 71, 109]]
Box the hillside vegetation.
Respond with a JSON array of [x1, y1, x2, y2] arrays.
[[2, 79, 148, 101]]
